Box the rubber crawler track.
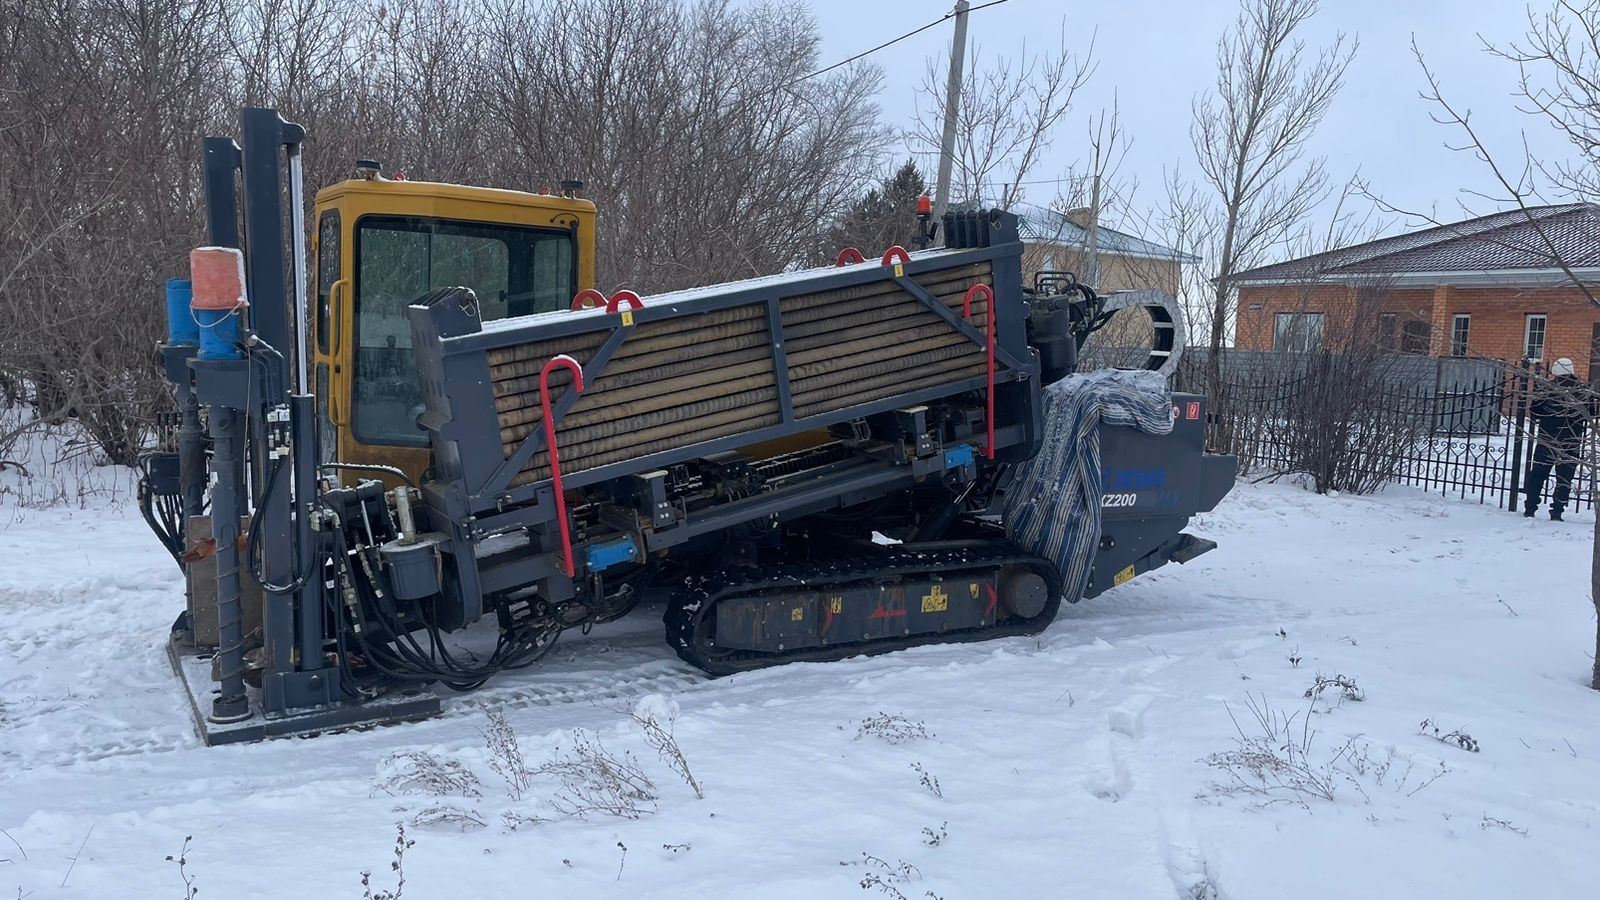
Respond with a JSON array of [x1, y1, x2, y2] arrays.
[[665, 539, 1064, 676]]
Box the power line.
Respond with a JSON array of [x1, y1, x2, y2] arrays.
[[790, 0, 1012, 86]]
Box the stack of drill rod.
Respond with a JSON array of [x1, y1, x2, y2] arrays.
[[487, 260, 994, 487]]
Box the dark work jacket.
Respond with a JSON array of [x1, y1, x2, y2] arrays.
[[1533, 373, 1599, 449]]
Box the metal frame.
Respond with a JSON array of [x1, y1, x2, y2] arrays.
[[167, 108, 442, 742], [411, 217, 1039, 523]]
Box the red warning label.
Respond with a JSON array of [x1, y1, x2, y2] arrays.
[[1186, 401, 1201, 420]]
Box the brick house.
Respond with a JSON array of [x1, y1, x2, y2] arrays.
[[1231, 203, 1600, 381], [1013, 204, 1197, 295]]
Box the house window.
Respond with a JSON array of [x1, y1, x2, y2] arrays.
[[1402, 320, 1430, 355], [1524, 313, 1547, 361], [1274, 312, 1324, 353], [1449, 314, 1470, 357], [1377, 314, 1397, 351]]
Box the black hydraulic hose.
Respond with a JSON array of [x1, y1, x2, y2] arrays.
[[245, 457, 317, 594], [137, 466, 185, 565], [321, 500, 562, 691]]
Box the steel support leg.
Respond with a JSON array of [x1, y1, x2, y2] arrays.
[[208, 407, 251, 723]]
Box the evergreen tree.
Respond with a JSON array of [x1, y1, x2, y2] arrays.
[[821, 161, 928, 263]]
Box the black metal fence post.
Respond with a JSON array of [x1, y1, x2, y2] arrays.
[[1508, 361, 1530, 512]]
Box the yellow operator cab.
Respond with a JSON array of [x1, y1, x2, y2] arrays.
[[311, 169, 597, 485]]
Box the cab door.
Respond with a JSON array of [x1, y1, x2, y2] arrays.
[[312, 207, 343, 469], [312, 191, 587, 487]]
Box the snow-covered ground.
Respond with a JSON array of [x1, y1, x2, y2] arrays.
[[3, 473, 1598, 899]]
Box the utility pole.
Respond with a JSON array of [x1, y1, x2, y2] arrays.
[[931, 0, 970, 236]]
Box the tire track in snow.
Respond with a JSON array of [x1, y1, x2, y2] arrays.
[[4, 632, 708, 772]]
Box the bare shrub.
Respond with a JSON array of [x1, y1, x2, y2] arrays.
[[409, 805, 487, 831], [1205, 694, 1342, 805], [920, 822, 948, 847], [361, 823, 413, 900], [1268, 347, 1433, 496], [536, 730, 658, 820], [1418, 719, 1481, 753], [1480, 815, 1529, 836], [1205, 694, 1446, 808], [842, 853, 922, 899], [855, 713, 931, 745], [499, 810, 544, 831], [1304, 673, 1365, 706], [163, 835, 197, 900], [627, 702, 703, 800], [910, 762, 942, 799], [483, 708, 533, 801], [375, 750, 482, 799]]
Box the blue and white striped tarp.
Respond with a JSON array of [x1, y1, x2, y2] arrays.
[[1003, 368, 1173, 602]]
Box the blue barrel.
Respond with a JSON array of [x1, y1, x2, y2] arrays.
[[165, 278, 199, 346], [196, 308, 243, 360]]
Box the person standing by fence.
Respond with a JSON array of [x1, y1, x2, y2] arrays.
[[1524, 358, 1600, 521]]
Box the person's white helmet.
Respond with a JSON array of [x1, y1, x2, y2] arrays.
[[1552, 357, 1576, 377]]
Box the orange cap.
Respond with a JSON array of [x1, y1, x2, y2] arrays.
[[189, 246, 248, 310]]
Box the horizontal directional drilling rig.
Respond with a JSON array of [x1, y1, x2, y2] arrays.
[[141, 109, 1235, 744]]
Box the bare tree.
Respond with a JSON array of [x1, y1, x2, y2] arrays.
[[1187, 0, 1357, 396], [910, 27, 1094, 210], [1404, 1, 1600, 689], [479, 0, 892, 291], [0, 0, 894, 474]]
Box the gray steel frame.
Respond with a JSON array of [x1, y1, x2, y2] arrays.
[[410, 216, 1035, 526], [167, 108, 442, 740]]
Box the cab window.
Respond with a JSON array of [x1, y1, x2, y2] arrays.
[[354, 215, 575, 446], [316, 210, 339, 354]]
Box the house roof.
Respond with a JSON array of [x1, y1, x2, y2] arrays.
[[1232, 203, 1600, 285], [1012, 204, 1200, 264]]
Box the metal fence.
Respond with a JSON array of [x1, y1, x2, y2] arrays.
[[1144, 349, 1598, 514]]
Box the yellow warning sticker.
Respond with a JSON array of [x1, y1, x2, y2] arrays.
[[790, 606, 805, 622], [620, 310, 635, 327], [893, 263, 905, 278], [1113, 564, 1137, 586], [968, 582, 980, 599], [920, 584, 949, 613], [829, 596, 844, 614]]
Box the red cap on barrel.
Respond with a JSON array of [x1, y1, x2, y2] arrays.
[[189, 246, 248, 310]]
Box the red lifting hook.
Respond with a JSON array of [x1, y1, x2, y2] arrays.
[[962, 284, 997, 460], [880, 246, 911, 268], [605, 290, 643, 313], [569, 289, 607, 311], [539, 355, 585, 578], [835, 247, 866, 267]]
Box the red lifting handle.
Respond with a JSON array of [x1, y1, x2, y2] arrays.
[[539, 354, 585, 578], [962, 284, 997, 460], [570, 289, 607, 311], [881, 246, 911, 267], [606, 290, 643, 313], [835, 247, 865, 266]]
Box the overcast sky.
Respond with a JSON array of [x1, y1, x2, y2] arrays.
[[793, 0, 1574, 244]]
